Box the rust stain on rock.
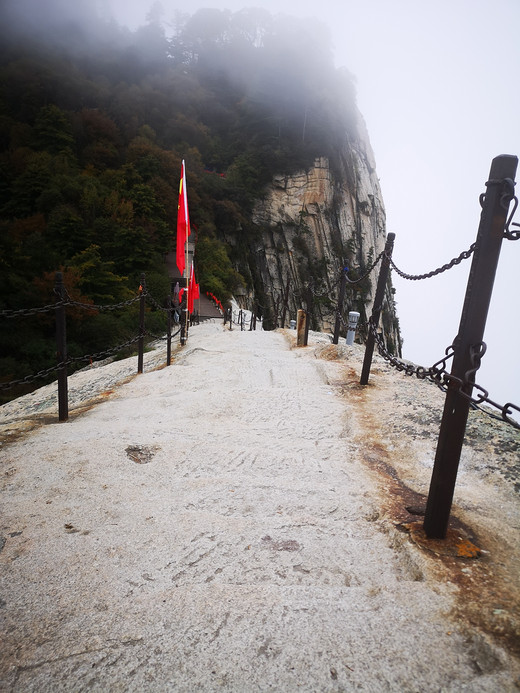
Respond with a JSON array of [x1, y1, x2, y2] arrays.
[[330, 359, 520, 659], [401, 522, 481, 559]]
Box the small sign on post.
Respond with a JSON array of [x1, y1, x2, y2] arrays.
[[346, 311, 360, 345]]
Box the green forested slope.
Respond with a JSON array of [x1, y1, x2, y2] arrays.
[[0, 2, 357, 398]]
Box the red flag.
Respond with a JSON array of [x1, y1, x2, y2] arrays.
[[188, 262, 196, 313], [194, 283, 200, 300], [176, 160, 191, 276]]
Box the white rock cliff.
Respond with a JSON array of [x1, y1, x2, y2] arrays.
[[248, 113, 401, 354]]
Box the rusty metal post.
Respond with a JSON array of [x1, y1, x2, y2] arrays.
[[138, 273, 146, 373], [280, 277, 290, 328], [333, 269, 347, 344], [179, 291, 187, 344], [55, 272, 68, 422], [424, 154, 518, 538], [273, 294, 280, 328], [166, 292, 172, 366], [360, 233, 395, 385], [304, 287, 312, 346]]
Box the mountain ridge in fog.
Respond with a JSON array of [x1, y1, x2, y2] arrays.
[[0, 0, 396, 403]]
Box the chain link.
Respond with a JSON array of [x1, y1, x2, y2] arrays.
[[0, 301, 66, 318], [0, 335, 143, 391], [0, 362, 66, 390], [145, 328, 182, 341], [65, 294, 142, 311], [367, 320, 519, 430], [345, 250, 385, 285], [503, 194, 518, 239], [145, 293, 171, 312], [505, 221, 520, 241], [389, 243, 475, 281], [0, 294, 142, 318], [65, 335, 142, 368]]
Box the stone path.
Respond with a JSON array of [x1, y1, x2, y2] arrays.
[[1, 322, 518, 691]]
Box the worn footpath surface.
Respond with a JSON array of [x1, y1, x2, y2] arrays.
[[1, 322, 519, 692]]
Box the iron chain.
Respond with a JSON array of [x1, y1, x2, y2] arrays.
[[65, 294, 142, 311], [368, 320, 519, 430], [0, 301, 65, 318], [0, 335, 143, 391], [389, 243, 476, 281], [1, 294, 142, 318], [345, 250, 385, 285], [145, 292, 172, 312], [505, 222, 520, 241]]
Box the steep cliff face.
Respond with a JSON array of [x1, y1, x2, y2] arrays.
[[247, 112, 401, 355]]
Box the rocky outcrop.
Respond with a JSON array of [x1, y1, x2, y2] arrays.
[[247, 113, 401, 355]]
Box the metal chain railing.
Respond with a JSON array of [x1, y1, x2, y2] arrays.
[[506, 222, 520, 240], [64, 292, 142, 312], [0, 294, 142, 318], [0, 362, 68, 390], [0, 335, 144, 391], [146, 327, 182, 342], [388, 243, 476, 281], [367, 319, 519, 430], [145, 292, 171, 312], [0, 282, 182, 393], [64, 334, 143, 368], [0, 302, 63, 318], [345, 250, 385, 285]]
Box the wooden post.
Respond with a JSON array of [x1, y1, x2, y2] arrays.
[[55, 272, 68, 422], [333, 269, 347, 344], [360, 233, 395, 385], [138, 273, 145, 373], [424, 154, 518, 538], [296, 309, 307, 346]]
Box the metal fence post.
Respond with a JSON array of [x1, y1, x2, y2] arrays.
[[138, 273, 146, 373], [423, 154, 518, 539], [280, 277, 290, 329], [55, 271, 68, 422], [360, 233, 395, 385], [304, 287, 312, 346], [333, 269, 347, 344], [166, 292, 172, 366]]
